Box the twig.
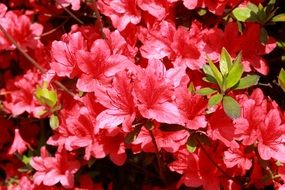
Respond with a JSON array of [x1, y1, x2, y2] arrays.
[[58, 3, 84, 24], [91, 0, 106, 39], [148, 129, 167, 185], [0, 23, 76, 97], [41, 18, 70, 37]]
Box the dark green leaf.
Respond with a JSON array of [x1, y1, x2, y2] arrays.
[[202, 76, 218, 84], [234, 75, 260, 90], [278, 68, 285, 92], [125, 125, 142, 144], [260, 27, 268, 43], [222, 96, 241, 119], [196, 87, 217, 95], [209, 93, 223, 107]]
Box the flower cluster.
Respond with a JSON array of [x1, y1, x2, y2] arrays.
[[0, 0, 285, 189]]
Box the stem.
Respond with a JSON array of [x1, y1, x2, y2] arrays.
[[91, 0, 106, 39], [0, 23, 76, 97], [148, 129, 166, 185], [58, 3, 84, 24]]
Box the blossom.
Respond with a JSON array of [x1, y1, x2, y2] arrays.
[[50, 32, 86, 78], [169, 148, 222, 189], [56, 0, 81, 10], [76, 39, 133, 92], [8, 129, 30, 155], [30, 148, 80, 189], [257, 109, 285, 162], [0, 8, 43, 51], [97, 0, 141, 31], [95, 71, 137, 132], [3, 70, 44, 117], [133, 59, 181, 124]]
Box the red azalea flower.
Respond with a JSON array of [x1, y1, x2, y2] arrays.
[[133, 59, 181, 124], [257, 109, 285, 162], [30, 148, 80, 189], [8, 129, 30, 155]]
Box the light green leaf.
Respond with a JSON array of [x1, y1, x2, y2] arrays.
[[232, 7, 252, 22], [197, 9, 207, 16], [278, 68, 285, 92], [234, 75, 260, 90], [222, 96, 241, 119], [225, 58, 244, 90], [272, 13, 285, 22], [186, 136, 197, 153], [207, 57, 223, 88], [247, 2, 259, 14], [203, 64, 214, 77], [196, 87, 217, 95], [220, 48, 232, 76], [35, 87, 58, 108], [49, 114, 59, 130], [188, 82, 195, 93], [209, 93, 223, 107], [22, 155, 31, 165]]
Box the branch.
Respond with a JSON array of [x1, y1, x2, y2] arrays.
[[0, 23, 76, 97], [91, 0, 106, 39]]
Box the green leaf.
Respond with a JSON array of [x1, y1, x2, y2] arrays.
[[197, 9, 207, 16], [202, 76, 218, 84], [260, 27, 268, 43], [247, 2, 259, 14], [209, 93, 223, 107], [22, 155, 31, 165], [220, 47, 232, 76], [35, 86, 58, 108], [222, 96, 241, 119], [196, 87, 217, 95], [188, 82, 195, 93], [234, 75, 260, 90], [49, 114, 59, 130], [232, 7, 252, 22], [278, 68, 285, 92], [272, 13, 285, 22], [225, 57, 244, 90], [125, 125, 142, 144], [207, 57, 223, 88], [186, 136, 197, 153], [203, 64, 214, 77]]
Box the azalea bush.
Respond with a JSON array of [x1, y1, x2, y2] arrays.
[[0, 0, 285, 189]]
